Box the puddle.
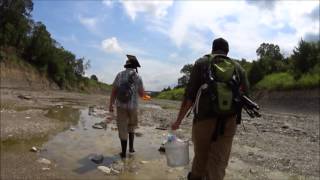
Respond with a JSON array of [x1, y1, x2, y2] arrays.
[[37, 108, 191, 179]]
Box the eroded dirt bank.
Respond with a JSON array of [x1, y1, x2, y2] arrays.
[[1, 88, 319, 180]]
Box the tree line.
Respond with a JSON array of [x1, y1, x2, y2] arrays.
[[0, 0, 99, 89], [165, 39, 319, 92]]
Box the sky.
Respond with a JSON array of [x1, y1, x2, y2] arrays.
[[32, 0, 319, 91]]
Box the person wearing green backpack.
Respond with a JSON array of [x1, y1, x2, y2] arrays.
[[172, 38, 250, 180]]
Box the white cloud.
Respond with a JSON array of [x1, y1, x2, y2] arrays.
[[78, 15, 99, 33], [149, 1, 319, 60], [100, 37, 150, 57], [120, 0, 173, 20], [102, 0, 113, 7], [101, 37, 123, 54]]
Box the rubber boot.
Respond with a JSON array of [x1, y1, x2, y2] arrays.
[[129, 132, 135, 153], [120, 140, 127, 158]]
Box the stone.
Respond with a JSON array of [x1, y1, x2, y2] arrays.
[[42, 167, 50, 171], [97, 166, 111, 174], [17, 94, 32, 100], [30, 146, 39, 152], [140, 161, 148, 164], [135, 132, 143, 137], [70, 127, 75, 131], [92, 124, 104, 129], [90, 154, 104, 164], [37, 158, 51, 165], [248, 152, 254, 156], [111, 168, 120, 174]]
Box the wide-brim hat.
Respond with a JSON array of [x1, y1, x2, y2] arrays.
[[124, 54, 141, 68]]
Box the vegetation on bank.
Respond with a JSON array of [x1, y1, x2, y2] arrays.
[[157, 40, 319, 100], [157, 88, 185, 100], [0, 0, 111, 92]]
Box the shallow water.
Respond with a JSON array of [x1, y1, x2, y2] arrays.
[[38, 108, 192, 179]]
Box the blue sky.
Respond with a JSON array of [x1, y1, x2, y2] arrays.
[[32, 0, 319, 91]]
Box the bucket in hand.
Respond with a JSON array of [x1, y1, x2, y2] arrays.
[[164, 139, 189, 167]]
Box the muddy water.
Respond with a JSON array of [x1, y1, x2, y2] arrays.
[[38, 108, 192, 179]]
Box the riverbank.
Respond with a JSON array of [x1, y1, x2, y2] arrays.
[[1, 87, 319, 180]]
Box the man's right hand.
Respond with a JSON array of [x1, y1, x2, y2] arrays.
[[171, 120, 181, 130]]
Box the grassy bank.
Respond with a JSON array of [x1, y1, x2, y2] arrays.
[[157, 72, 319, 100], [157, 88, 184, 100], [256, 72, 319, 90]]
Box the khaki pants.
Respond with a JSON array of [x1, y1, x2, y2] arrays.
[[116, 107, 138, 140], [191, 116, 237, 180]]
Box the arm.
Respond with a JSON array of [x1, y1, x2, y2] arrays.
[[171, 60, 201, 130], [108, 86, 117, 112], [138, 87, 145, 98], [171, 98, 193, 130], [137, 76, 145, 98]]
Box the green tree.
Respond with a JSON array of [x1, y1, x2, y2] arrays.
[[248, 61, 264, 86], [90, 75, 98, 81], [177, 64, 194, 88], [292, 40, 320, 76], [24, 22, 53, 71], [0, 0, 33, 49], [256, 43, 283, 60]]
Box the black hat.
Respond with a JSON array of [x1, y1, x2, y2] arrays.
[[124, 54, 141, 68], [212, 38, 229, 54]]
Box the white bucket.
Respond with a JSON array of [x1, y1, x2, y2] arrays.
[[165, 140, 189, 167]]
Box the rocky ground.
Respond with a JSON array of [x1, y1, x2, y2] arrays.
[[0, 87, 319, 180]]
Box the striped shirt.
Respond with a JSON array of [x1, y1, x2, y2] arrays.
[[113, 68, 144, 109]]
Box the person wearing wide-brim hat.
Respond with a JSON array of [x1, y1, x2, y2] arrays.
[[108, 54, 145, 158]]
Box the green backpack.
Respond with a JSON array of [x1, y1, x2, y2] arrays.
[[207, 54, 238, 115]]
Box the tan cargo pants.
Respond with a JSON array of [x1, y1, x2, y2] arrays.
[[116, 107, 138, 140], [191, 116, 237, 180]]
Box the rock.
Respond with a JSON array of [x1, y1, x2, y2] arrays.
[[135, 132, 143, 137], [166, 169, 173, 173], [97, 166, 111, 174], [30, 146, 39, 152], [90, 154, 104, 164], [249, 168, 257, 174], [17, 94, 32, 100], [92, 121, 107, 130], [25, 116, 31, 119], [92, 124, 104, 129], [248, 152, 254, 156], [155, 127, 167, 130], [70, 127, 75, 131], [281, 123, 290, 129], [140, 161, 148, 164], [111, 168, 120, 174], [42, 167, 50, 171], [37, 158, 51, 165]]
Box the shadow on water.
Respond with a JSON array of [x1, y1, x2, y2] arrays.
[[73, 154, 119, 174]]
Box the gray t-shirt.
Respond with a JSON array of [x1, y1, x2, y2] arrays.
[[113, 68, 144, 109]]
